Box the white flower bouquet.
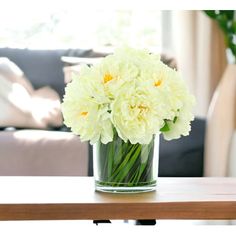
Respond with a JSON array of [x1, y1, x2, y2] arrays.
[[62, 47, 195, 192]]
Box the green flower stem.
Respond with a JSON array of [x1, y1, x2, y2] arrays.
[[109, 144, 138, 180], [95, 133, 156, 188], [114, 145, 142, 183], [107, 140, 114, 177]]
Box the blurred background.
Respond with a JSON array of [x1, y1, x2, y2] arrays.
[[0, 2, 235, 178], [0, 0, 235, 227], [0, 3, 231, 116]]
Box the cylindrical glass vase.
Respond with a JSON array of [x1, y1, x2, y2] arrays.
[[93, 133, 159, 193]]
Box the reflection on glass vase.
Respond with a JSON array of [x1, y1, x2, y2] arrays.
[[93, 132, 159, 193]]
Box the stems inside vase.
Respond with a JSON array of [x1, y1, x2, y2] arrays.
[[93, 131, 157, 189]]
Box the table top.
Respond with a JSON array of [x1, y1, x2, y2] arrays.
[[0, 177, 236, 220]]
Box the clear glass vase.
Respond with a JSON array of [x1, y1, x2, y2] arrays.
[[93, 132, 159, 193]]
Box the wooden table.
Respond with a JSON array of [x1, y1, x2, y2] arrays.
[[0, 177, 236, 221]]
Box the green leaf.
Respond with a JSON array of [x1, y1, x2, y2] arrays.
[[160, 121, 170, 132], [220, 10, 234, 20], [173, 116, 178, 124], [232, 21, 236, 33], [230, 45, 236, 59], [217, 14, 229, 34], [204, 10, 218, 19]]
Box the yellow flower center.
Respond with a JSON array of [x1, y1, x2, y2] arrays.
[[130, 104, 148, 112], [154, 79, 162, 87], [138, 105, 148, 110], [103, 73, 113, 84], [80, 111, 88, 116]]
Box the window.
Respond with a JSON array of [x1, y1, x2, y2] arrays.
[[0, 1, 162, 52]]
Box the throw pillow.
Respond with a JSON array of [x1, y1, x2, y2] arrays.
[[0, 57, 34, 94], [0, 75, 40, 128], [31, 86, 63, 128], [0, 60, 63, 129]]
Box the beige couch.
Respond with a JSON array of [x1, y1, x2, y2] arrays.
[[0, 48, 95, 176]]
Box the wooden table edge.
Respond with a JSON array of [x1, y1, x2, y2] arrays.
[[1, 201, 236, 220]]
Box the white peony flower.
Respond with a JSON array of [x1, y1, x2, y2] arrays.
[[61, 75, 113, 144], [162, 95, 196, 140], [61, 46, 195, 144], [111, 82, 164, 144]]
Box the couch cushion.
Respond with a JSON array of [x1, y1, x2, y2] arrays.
[[0, 57, 33, 94], [158, 117, 205, 177], [0, 130, 88, 176]]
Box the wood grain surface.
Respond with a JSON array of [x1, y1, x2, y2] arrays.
[[0, 177, 236, 220]]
